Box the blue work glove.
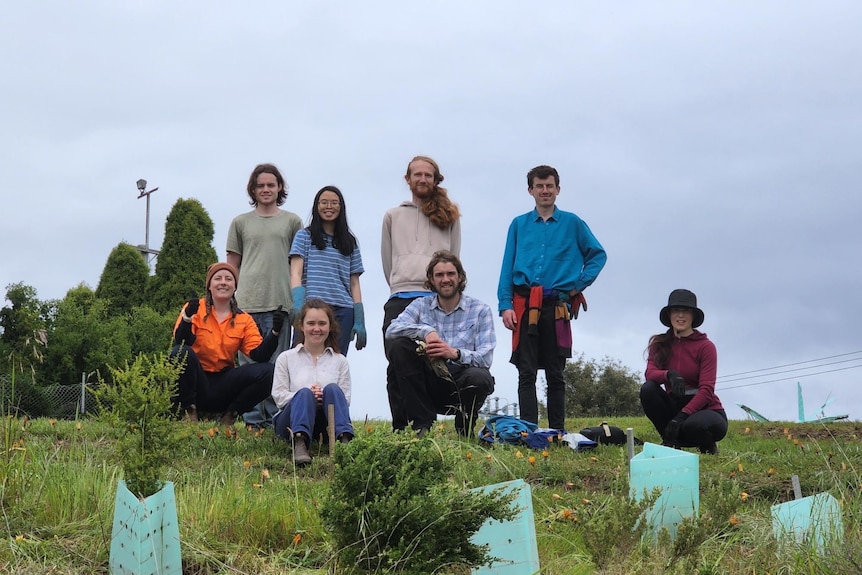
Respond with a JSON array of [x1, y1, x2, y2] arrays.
[[663, 412, 689, 447], [290, 286, 306, 324], [351, 302, 367, 350]]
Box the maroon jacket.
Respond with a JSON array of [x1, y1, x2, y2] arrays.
[[645, 330, 724, 415]]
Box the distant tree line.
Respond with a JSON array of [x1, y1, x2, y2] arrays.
[[0, 199, 217, 412], [535, 354, 643, 420]]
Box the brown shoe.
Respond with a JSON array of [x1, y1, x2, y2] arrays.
[[293, 434, 312, 466], [184, 405, 199, 423], [219, 411, 237, 427]]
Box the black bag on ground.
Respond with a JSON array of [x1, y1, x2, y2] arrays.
[[579, 422, 643, 446]]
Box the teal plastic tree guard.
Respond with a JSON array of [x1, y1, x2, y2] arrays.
[[470, 478, 541, 575], [771, 492, 844, 553], [629, 442, 699, 538], [110, 480, 182, 575]]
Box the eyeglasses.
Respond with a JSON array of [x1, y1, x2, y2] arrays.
[[531, 184, 558, 191], [318, 200, 341, 208]]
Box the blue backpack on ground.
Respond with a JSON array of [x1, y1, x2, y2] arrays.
[[479, 415, 566, 449], [479, 415, 537, 444]]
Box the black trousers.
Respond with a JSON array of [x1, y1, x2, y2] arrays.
[[388, 336, 494, 434], [640, 380, 728, 451], [171, 345, 274, 416], [512, 300, 568, 430], [382, 297, 419, 431]]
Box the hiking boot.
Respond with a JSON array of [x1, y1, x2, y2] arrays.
[[700, 441, 719, 455], [337, 433, 352, 444], [293, 434, 312, 466], [184, 405, 199, 423], [219, 411, 237, 427], [415, 427, 429, 439]]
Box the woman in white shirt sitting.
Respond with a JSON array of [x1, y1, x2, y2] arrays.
[[272, 299, 354, 466]]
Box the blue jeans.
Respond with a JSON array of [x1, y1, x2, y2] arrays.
[[240, 310, 291, 428], [332, 305, 354, 356], [290, 305, 355, 356], [273, 384, 354, 441]]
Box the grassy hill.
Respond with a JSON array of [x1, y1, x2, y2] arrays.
[[2, 415, 860, 574]]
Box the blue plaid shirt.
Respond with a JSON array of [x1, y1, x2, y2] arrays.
[[385, 293, 495, 369]]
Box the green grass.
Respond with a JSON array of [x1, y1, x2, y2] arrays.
[[1, 415, 861, 574]]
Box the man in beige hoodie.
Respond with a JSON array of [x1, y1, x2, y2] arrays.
[[380, 155, 461, 431]]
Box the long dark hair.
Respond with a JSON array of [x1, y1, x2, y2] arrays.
[[646, 330, 674, 369], [308, 186, 357, 257], [294, 298, 341, 353]]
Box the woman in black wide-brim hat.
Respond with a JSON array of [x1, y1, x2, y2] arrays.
[[640, 289, 728, 454]]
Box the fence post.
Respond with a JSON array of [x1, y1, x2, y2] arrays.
[[80, 372, 87, 415]]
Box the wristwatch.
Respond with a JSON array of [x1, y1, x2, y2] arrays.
[[454, 349, 462, 362]]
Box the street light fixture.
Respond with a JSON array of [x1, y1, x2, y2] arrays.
[[135, 178, 160, 265]]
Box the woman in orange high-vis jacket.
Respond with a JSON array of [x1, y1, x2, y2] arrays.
[[171, 262, 284, 426]]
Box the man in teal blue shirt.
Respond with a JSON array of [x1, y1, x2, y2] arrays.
[[497, 165, 607, 430]]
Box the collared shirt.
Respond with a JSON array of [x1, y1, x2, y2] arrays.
[[497, 206, 607, 313], [385, 293, 495, 368], [172, 299, 262, 373], [272, 344, 351, 409]]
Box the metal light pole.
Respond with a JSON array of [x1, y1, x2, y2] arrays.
[[136, 178, 160, 266]]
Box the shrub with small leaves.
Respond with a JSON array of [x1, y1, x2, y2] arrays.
[[94, 353, 183, 498], [321, 430, 518, 574]]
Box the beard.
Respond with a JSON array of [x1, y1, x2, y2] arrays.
[[409, 181, 436, 200]]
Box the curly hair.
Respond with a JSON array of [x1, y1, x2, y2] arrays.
[[423, 250, 467, 293], [405, 156, 460, 229]]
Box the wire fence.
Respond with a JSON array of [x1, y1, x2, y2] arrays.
[[0, 373, 97, 418]]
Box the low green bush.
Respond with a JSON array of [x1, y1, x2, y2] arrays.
[[321, 430, 518, 574]]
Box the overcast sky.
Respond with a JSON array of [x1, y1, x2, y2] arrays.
[[3, 2, 860, 424]]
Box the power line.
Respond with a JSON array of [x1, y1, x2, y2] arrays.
[[717, 350, 862, 379], [721, 363, 862, 391], [718, 357, 862, 384]]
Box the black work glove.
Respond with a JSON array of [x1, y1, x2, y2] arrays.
[[664, 412, 689, 447], [272, 305, 285, 335], [667, 369, 686, 398], [184, 297, 200, 319]]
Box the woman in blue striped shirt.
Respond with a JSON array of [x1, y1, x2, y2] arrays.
[[289, 186, 365, 355]]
